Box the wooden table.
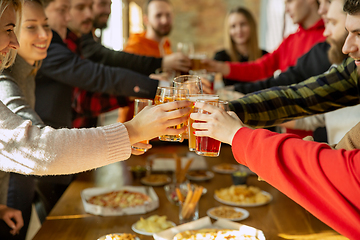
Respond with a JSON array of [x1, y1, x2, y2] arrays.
[[32, 144, 333, 240]]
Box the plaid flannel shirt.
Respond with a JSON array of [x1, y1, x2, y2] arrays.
[[66, 31, 124, 128], [230, 58, 360, 128]]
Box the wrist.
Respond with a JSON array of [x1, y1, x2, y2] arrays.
[[123, 120, 141, 145], [161, 57, 168, 69]]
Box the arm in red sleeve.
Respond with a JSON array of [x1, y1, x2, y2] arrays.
[[232, 127, 360, 239], [225, 49, 281, 82]]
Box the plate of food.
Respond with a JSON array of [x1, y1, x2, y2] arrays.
[[186, 170, 214, 181], [87, 189, 152, 208], [132, 215, 176, 236], [212, 164, 239, 174], [140, 174, 171, 186], [97, 233, 139, 240], [172, 228, 262, 240], [207, 206, 249, 221], [214, 185, 272, 207]]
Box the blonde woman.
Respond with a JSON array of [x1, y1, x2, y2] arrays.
[[0, 0, 190, 236], [214, 7, 267, 86]]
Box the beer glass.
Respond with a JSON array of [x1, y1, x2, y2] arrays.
[[177, 42, 194, 56], [173, 75, 203, 94], [189, 52, 207, 71], [154, 87, 189, 142], [173, 75, 203, 139], [131, 99, 153, 152], [194, 99, 227, 157], [189, 70, 216, 91], [188, 94, 219, 151]]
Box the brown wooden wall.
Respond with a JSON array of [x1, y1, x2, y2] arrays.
[[129, 0, 261, 58]]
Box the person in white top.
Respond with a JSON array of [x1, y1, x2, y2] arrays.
[[0, 0, 191, 235]]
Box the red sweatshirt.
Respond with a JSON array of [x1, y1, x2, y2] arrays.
[[231, 127, 360, 239], [226, 19, 325, 82]]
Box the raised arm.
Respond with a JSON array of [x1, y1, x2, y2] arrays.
[[233, 42, 331, 94], [230, 58, 359, 128], [39, 33, 159, 99], [80, 32, 162, 75]]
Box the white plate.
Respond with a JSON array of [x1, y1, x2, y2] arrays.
[[131, 222, 176, 236], [186, 171, 214, 181], [212, 164, 239, 174], [140, 175, 171, 186], [97, 233, 140, 240], [207, 207, 249, 221], [214, 191, 272, 207]]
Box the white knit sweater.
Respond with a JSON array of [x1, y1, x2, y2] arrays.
[[0, 99, 131, 175]]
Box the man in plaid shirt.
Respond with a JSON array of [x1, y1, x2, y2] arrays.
[[230, 57, 358, 128]]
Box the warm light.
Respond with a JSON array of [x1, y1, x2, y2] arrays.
[[129, 2, 144, 34]]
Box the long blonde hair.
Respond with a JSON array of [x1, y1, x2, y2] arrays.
[[224, 7, 262, 62], [0, 0, 22, 71]]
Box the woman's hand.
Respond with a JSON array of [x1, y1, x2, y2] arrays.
[[124, 100, 192, 145], [190, 102, 244, 145], [201, 59, 230, 76], [0, 205, 23, 235]]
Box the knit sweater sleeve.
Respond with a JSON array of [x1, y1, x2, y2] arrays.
[[0, 100, 131, 175], [231, 127, 360, 239], [0, 75, 45, 128]]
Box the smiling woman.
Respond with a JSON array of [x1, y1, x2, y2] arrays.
[[0, 0, 20, 70], [0, 0, 190, 238], [17, 0, 52, 67]]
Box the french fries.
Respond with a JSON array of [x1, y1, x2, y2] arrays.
[[178, 185, 203, 219], [174, 154, 194, 183]]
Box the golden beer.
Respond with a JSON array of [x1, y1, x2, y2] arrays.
[[155, 87, 188, 142]]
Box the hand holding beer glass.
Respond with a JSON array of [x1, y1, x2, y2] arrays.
[[187, 94, 219, 151], [191, 100, 229, 157], [155, 87, 189, 142], [190, 100, 242, 147]]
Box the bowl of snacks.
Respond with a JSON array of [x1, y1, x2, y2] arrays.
[[128, 165, 147, 180], [131, 215, 175, 236], [231, 171, 248, 185]]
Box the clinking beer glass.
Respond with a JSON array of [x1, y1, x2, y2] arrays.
[[131, 99, 153, 152], [173, 75, 203, 139], [188, 94, 219, 151], [194, 100, 228, 157], [154, 87, 189, 142]]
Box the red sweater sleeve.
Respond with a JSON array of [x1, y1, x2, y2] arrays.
[[232, 127, 360, 239], [225, 49, 281, 82]]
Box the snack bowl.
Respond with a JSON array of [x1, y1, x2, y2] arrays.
[[164, 182, 206, 206], [231, 171, 248, 185], [128, 165, 147, 180]]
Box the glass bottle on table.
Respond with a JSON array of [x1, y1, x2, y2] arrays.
[[154, 87, 189, 142], [131, 99, 153, 152]]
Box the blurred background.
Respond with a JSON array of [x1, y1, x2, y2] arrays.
[[101, 0, 298, 55]]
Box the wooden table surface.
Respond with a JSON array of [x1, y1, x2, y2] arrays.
[[32, 144, 333, 240]]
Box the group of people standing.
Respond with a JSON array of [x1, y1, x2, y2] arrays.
[[0, 0, 359, 239]]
